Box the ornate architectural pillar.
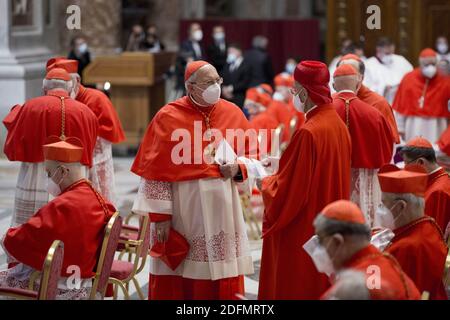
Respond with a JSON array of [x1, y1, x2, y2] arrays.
[[0, 0, 60, 154]]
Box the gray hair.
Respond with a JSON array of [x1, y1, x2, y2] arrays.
[[313, 214, 371, 239], [42, 78, 73, 93], [252, 36, 268, 49], [383, 192, 425, 210], [328, 270, 370, 300]]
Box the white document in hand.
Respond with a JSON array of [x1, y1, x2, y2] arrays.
[[214, 139, 237, 165]]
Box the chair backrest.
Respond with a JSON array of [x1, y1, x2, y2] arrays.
[[38, 240, 64, 300], [90, 212, 122, 300], [138, 215, 151, 258]]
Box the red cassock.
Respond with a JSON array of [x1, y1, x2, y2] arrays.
[[258, 104, 352, 299], [321, 245, 421, 300], [386, 216, 448, 300], [76, 85, 125, 143], [250, 112, 279, 154], [3, 180, 116, 278], [438, 126, 450, 156], [333, 91, 394, 169], [131, 97, 253, 300], [425, 167, 450, 236], [266, 100, 304, 142], [3, 90, 98, 167], [392, 69, 450, 118], [358, 85, 400, 144]]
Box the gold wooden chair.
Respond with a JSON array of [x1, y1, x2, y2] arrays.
[[109, 213, 150, 300], [443, 236, 450, 290], [421, 291, 430, 300], [89, 212, 122, 300], [240, 192, 262, 241], [0, 240, 64, 300]]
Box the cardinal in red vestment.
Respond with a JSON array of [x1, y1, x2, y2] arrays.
[[308, 200, 420, 300], [392, 49, 450, 143], [46, 57, 125, 204], [399, 137, 450, 232], [338, 54, 400, 144], [0, 137, 115, 300], [3, 68, 98, 228], [131, 61, 256, 300], [257, 61, 352, 300], [377, 164, 448, 300], [332, 64, 394, 224]]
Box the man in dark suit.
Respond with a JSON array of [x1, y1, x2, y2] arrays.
[[207, 25, 228, 76], [244, 35, 274, 87], [222, 43, 251, 109], [175, 23, 205, 93]]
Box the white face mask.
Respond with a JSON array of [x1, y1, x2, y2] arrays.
[[193, 30, 203, 42], [46, 168, 63, 197], [422, 64, 437, 79], [78, 43, 88, 54], [303, 235, 335, 277], [285, 63, 296, 75], [196, 83, 221, 106], [227, 53, 237, 65], [374, 203, 401, 230], [437, 43, 448, 54], [293, 92, 306, 113], [381, 54, 393, 65], [213, 32, 225, 42]]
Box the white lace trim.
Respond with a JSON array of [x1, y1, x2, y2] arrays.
[[132, 179, 173, 215]]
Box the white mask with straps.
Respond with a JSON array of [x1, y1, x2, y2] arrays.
[[303, 235, 335, 277], [46, 167, 64, 197], [195, 83, 221, 106]]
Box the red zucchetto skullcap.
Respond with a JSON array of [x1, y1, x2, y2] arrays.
[[274, 73, 294, 88], [43, 136, 84, 163], [378, 164, 428, 196], [419, 48, 437, 58], [405, 136, 433, 149], [334, 64, 358, 78], [294, 61, 332, 105], [46, 68, 71, 81], [47, 57, 79, 74], [339, 54, 362, 63], [321, 200, 366, 225], [185, 60, 210, 82]]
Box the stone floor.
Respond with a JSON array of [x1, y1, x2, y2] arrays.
[[0, 157, 262, 300]]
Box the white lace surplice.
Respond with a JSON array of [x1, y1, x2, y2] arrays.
[[395, 112, 448, 144], [89, 137, 117, 205], [12, 162, 49, 227], [350, 168, 382, 227], [132, 178, 254, 281]]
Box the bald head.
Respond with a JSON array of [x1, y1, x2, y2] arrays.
[[333, 74, 361, 93]]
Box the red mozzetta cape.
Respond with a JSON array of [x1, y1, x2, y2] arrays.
[[358, 85, 400, 144], [250, 112, 278, 154], [3, 180, 116, 278], [322, 245, 420, 300], [392, 69, 450, 117], [258, 104, 352, 299], [438, 126, 450, 156], [333, 91, 394, 169], [77, 85, 125, 144], [3, 91, 98, 167], [386, 217, 448, 300], [425, 168, 450, 233], [131, 97, 254, 182]]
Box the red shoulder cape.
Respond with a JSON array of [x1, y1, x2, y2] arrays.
[[131, 97, 254, 182], [3, 91, 98, 167], [333, 92, 394, 169], [3, 180, 115, 278], [77, 86, 125, 144], [392, 69, 450, 117]]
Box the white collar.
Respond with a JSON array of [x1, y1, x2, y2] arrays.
[[429, 167, 443, 175], [338, 90, 356, 94], [306, 105, 318, 117]]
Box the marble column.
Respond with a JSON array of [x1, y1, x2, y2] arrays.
[[0, 0, 60, 155]]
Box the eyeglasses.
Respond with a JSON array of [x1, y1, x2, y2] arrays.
[[191, 77, 223, 87]]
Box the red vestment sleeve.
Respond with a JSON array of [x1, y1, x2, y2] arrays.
[[425, 190, 450, 232], [261, 129, 315, 237]]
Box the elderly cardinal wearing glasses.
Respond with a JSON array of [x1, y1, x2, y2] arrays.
[[131, 61, 259, 300]]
